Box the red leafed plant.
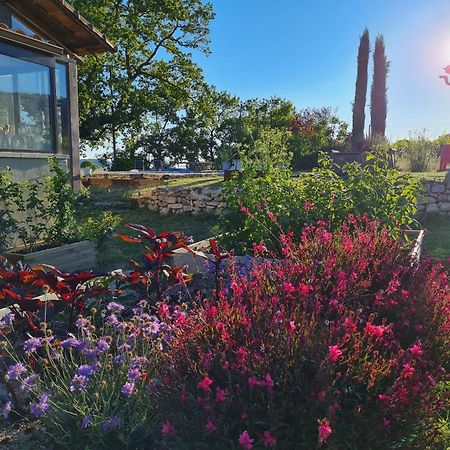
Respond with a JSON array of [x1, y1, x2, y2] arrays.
[[0, 257, 106, 333], [156, 217, 449, 449], [115, 224, 194, 301]]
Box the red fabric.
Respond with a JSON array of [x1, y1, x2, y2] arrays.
[[439, 144, 450, 171]]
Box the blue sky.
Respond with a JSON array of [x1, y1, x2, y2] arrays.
[[194, 0, 450, 141]]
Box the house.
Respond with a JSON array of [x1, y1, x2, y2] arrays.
[[0, 0, 114, 191]]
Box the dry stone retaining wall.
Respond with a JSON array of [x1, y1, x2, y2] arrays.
[[135, 178, 450, 218], [417, 180, 450, 217], [135, 186, 225, 215]]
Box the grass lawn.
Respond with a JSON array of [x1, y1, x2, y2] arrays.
[[419, 214, 450, 259], [77, 206, 219, 271]]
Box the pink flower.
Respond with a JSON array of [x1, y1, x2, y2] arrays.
[[240, 205, 250, 215], [198, 376, 213, 392], [239, 431, 254, 449], [288, 320, 296, 336], [344, 317, 357, 333], [364, 322, 384, 338], [328, 345, 343, 362], [263, 373, 274, 390], [206, 419, 217, 432], [318, 418, 332, 445], [410, 343, 423, 357], [158, 303, 169, 319], [282, 282, 295, 295], [260, 431, 277, 447], [304, 200, 314, 212], [401, 363, 414, 379], [215, 387, 227, 402], [248, 376, 260, 389], [162, 420, 176, 436]]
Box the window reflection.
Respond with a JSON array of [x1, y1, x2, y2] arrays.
[[56, 63, 70, 152], [0, 53, 52, 151]]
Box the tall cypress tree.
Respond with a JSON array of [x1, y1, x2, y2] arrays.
[[352, 28, 370, 151], [370, 35, 390, 138]]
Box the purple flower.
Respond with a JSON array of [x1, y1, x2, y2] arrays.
[[107, 314, 119, 326], [106, 302, 124, 313], [130, 356, 148, 368], [6, 363, 26, 380], [82, 414, 92, 428], [2, 401, 12, 420], [60, 336, 83, 349], [121, 382, 135, 397], [75, 317, 90, 331], [30, 392, 51, 418], [113, 354, 126, 366], [102, 416, 121, 430], [0, 312, 15, 328], [118, 343, 131, 352], [70, 375, 88, 393], [96, 338, 110, 354], [76, 364, 96, 377], [20, 374, 39, 393], [127, 367, 142, 382], [81, 348, 98, 360], [23, 337, 43, 353]]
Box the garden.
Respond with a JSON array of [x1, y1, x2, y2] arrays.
[[0, 140, 449, 449], [0, 1, 449, 449]]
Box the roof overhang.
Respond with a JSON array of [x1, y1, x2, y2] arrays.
[[4, 0, 115, 56]]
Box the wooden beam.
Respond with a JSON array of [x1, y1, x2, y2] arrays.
[[68, 60, 80, 192]]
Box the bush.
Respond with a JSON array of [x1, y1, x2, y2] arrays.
[[220, 152, 420, 254], [400, 132, 439, 172], [158, 218, 449, 449]]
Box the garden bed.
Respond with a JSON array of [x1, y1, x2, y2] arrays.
[[2, 241, 96, 272]]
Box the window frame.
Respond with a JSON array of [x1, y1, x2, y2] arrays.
[[0, 41, 72, 154]]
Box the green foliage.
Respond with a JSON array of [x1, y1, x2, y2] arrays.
[[241, 126, 292, 175], [0, 158, 119, 253], [75, 212, 120, 247], [45, 157, 77, 247], [71, 0, 214, 149], [352, 28, 370, 150], [289, 107, 349, 168], [395, 132, 439, 172], [220, 152, 420, 253]]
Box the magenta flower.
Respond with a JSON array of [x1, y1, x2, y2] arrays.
[[215, 387, 227, 402], [260, 431, 276, 447], [239, 431, 254, 449], [328, 345, 343, 362], [318, 418, 332, 445], [410, 343, 423, 357], [198, 376, 213, 393], [206, 419, 217, 432], [401, 363, 415, 379], [162, 420, 176, 436], [364, 322, 384, 338]]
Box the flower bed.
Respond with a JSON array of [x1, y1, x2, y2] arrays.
[[0, 217, 447, 449]]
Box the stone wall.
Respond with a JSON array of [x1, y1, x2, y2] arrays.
[[134, 186, 224, 215], [417, 180, 450, 216], [135, 178, 450, 218]]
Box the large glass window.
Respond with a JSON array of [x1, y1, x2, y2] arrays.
[[55, 63, 70, 152], [0, 53, 52, 151]]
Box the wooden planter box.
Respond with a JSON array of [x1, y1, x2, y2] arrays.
[[2, 240, 97, 272]]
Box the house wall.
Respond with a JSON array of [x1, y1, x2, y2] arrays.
[[0, 152, 70, 182]]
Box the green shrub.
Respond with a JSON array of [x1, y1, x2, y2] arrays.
[[0, 157, 119, 252], [403, 132, 438, 172], [220, 152, 420, 253]]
